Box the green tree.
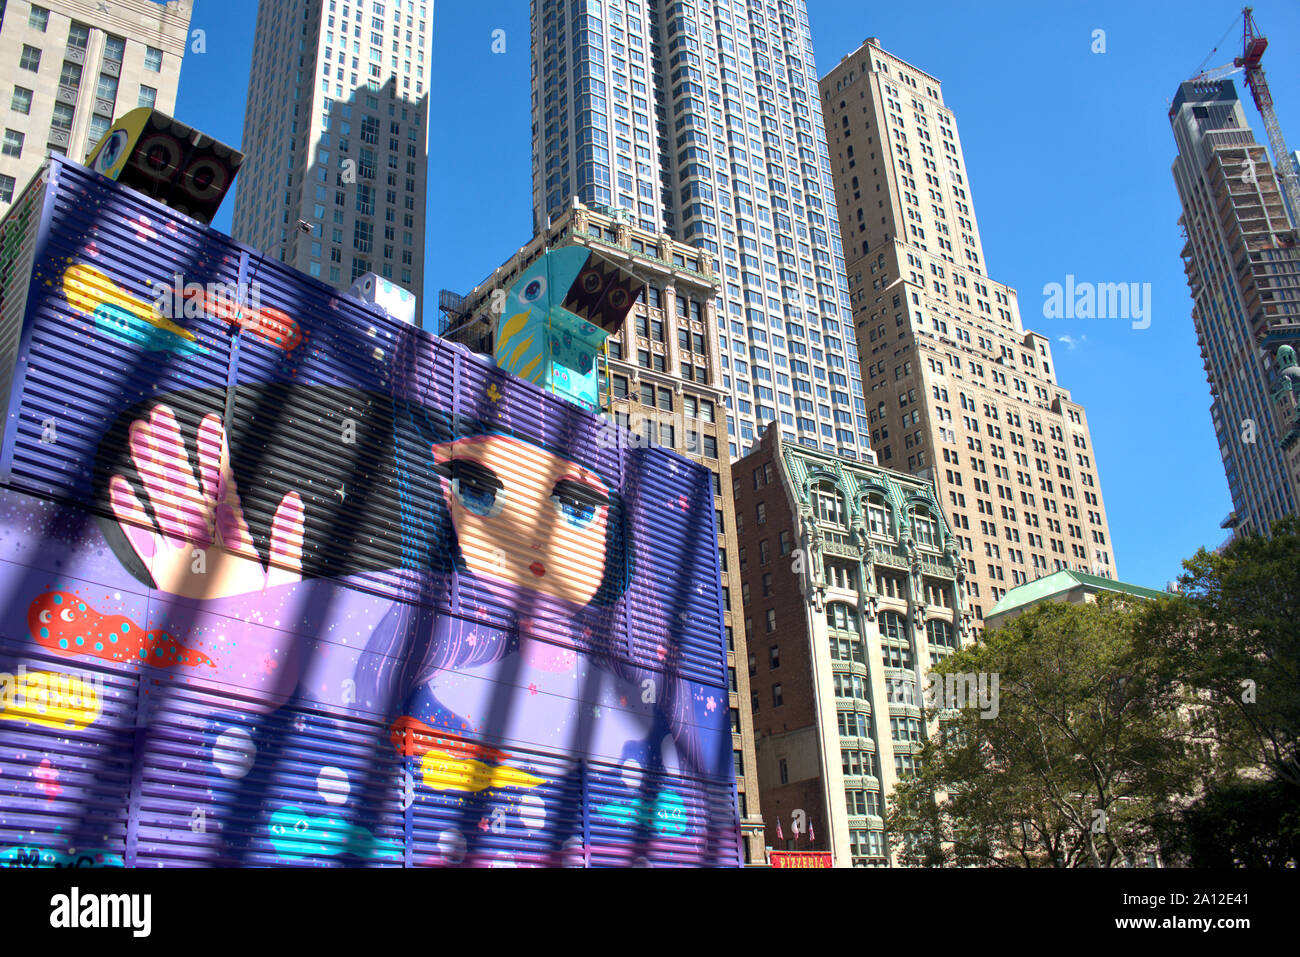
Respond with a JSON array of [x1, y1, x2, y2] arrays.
[[888, 594, 1201, 867], [1135, 516, 1300, 866], [1136, 516, 1300, 791]]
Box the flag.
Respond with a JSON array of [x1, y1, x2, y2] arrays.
[[810, 821, 816, 842], [776, 817, 784, 841]]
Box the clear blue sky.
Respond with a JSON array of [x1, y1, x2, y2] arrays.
[[175, 0, 1300, 591]]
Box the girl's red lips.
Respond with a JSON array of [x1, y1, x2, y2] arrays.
[[529, 562, 546, 577]]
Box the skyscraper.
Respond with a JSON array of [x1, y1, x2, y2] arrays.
[[530, 0, 870, 461], [231, 0, 431, 324], [821, 39, 1118, 629], [0, 0, 191, 218], [1169, 79, 1300, 538]]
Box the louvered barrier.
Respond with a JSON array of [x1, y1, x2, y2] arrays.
[[0, 156, 740, 867]]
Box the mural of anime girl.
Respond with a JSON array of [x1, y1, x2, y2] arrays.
[[0, 160, 736, 867], [86, 366, 733, 866]]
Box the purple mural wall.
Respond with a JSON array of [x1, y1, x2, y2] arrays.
[[0, 157, 740, 867]]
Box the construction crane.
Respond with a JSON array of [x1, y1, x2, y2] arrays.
[[1194, 7, 1300, 224]]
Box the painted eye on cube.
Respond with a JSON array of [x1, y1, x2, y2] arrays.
[[551, 480, 607, 529], [447, 460, 505, 518], [521, 276, 546, 303]]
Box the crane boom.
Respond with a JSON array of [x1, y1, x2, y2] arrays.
[[1237, 7, 1300, 225]]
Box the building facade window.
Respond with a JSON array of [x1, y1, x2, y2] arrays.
[[103, 36, 126, 63], [911, 507, 939, 546], [50, 102, 74, 131], [867, 494, 893, 537], [67, 22, 90, 49], [827, 602, 857, 631], [812, 479, 845, 525]]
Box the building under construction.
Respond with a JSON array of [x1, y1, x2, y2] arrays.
[[1170, 77, 1300, 537]]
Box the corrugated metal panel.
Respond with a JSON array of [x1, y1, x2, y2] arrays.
[[6, 159, 237, 509], [132, 695, 403, 867], [0, 155, 741, 867], [0, 164, 47, 462], [408, 741, 581, 868], [0, 644, 137, 868], [585, 759, 739, 867]]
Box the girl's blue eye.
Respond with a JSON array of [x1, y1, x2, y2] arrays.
[[447, 460, 505, 518], [455, 478, 500, 517], [555, 496, 596, 528], [551, 480, 607, 529]]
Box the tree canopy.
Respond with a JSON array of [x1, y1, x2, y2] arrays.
[[889, 517, 1300, 867]]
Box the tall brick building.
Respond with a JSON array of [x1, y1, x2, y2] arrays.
[[734, 424, 964, 866]]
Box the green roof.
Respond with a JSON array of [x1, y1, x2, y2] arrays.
[[986, 569, 1167, 621]]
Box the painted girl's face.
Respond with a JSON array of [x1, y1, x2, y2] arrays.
[[433, 434, 612, 606]]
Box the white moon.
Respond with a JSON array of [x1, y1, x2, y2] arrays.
[[317, 766, 350, 805], [212, 728, 255, 779]]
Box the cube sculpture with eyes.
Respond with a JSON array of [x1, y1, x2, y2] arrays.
[[493, 248, 644, 413]]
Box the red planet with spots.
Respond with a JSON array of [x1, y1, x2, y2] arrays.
[[27, 591, 215, 669]]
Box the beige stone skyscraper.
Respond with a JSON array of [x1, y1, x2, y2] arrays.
[[820, 39, 1118, 629], [230, 0, 431, 324], [0, 0, 191, 217]]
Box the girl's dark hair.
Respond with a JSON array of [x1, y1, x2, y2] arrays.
[[92, 384, 629, 596], [90, 382, 713, 773], [91, 383, 633, 712]]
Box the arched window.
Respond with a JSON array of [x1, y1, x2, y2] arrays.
[[812, 479, 846, 526], [827, 602, 858, 631], [926, 618, 956, 650], [866, 492, 893, 537], [877, 610, 907, 641], [910, 506, 938, 546]]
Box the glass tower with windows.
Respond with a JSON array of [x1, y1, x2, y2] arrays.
[[1169, 79, 1300, 538], [530, 0, 870, 460], [231, 0, 431, 325]]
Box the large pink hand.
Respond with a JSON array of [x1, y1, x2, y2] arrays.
[[108, 404, 304, 600]]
